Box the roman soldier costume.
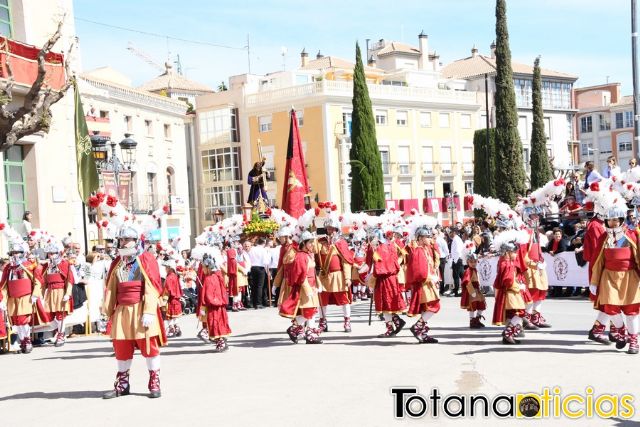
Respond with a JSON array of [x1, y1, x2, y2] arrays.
[[280, 231, 323, 344], [590, 201, 640, 354], [317, 217, 355, 333], [102, 226, 166, 399], [367, 230, 406, 338], [405, 226, 440, 343], [42, 240, 74, 347], [460, 244, 486, 329], [198, 251, 231, 353], [0, 242, 45, 354], [162, 260, 183, 338]]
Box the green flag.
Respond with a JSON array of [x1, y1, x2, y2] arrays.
[[73, 80, 99, 203]]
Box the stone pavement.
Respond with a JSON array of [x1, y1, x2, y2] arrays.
[[1, 297, 639, 426]]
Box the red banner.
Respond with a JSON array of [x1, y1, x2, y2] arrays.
[[280, 109, 309, 219], [102, 171, 131, 209]]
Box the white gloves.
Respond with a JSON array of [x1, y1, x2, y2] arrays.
[[141, 313, 155, 328], [470, 293, 477, 298], [271, 286, 277, 296], [31, 296, 38, 304], [199, 309, 206, 317], [62, 295, 70, 302], [537, 262, 546, 271], [589, 284, 597, 295], [0, 301, 6, 311], [519, 283, 526, 291], [358, 264, 369, 274]]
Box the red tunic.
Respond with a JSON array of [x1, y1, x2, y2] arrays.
[[279, 250, 318, 319], [367, 243, 405, 314], [226, 248, 239, 296], [199, 271, 231, 339], [460, 267, 486, 311], [492, 257, 528, 325], [406, 244, 440, 315], [43, 259, 75, 315], [318, 238, 354, 306], [164, 272, 183, 318], [583, 218, 606, 300]]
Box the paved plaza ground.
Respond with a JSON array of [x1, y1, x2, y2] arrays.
[[1, 296, 639, 426]]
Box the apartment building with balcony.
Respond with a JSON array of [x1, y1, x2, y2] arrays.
[[441, 44, 579, 175], [195, 33, 482, 222]]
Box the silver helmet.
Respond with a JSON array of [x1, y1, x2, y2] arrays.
[[117, 226, 139, 240]]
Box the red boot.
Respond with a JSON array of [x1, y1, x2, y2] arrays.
[[343, 317, 352, 333], [628, 334, 639, 355], [148, 370, 161, 398], [588, 322, 610, 345], [378, 321, 395, 338], [615, 326, 628, 350]]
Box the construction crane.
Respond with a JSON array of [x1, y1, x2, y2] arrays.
[[126, 42, 167, 74]]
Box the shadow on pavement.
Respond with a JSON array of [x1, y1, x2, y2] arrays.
[[610, 417, 640, 426], [0, 390, 111, 400]]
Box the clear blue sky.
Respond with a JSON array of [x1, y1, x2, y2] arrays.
[[73, 0, 634, 93]]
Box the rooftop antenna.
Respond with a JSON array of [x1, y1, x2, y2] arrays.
[[280, 46, 288, 71], [174, 54, 183, 75]]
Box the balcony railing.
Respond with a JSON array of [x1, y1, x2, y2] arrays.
[[130, 193, 170, 215], [245, 80, 479, 107], [462, 162, 474, 175]]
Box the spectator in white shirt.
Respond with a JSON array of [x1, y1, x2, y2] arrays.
[[248, 237, 271, 308], [266, 238, 281, 305], [448, 229, 464, 297], [435, 229, 449, 295]]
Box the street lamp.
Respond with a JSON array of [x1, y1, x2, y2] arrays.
[[119, 133, 137, 169], [90, 132, 109, 170]]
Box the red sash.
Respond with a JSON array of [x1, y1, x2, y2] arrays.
[[604, 247, 634, 271], [46, 273, 65, 290], [116, 280, 144, 305], [8, 278, 31, 298]]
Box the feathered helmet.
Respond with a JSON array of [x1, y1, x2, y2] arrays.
[[415, 226, 433, 238], [492, 229, 528, 255], [299, 230, 315, 244], [44, 239, 64, 254], [277, 226, 293, 238]]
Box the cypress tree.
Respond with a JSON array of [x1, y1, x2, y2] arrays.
[[473, 128, 497, 198], [529, 57, 553, 188], [350, 42, 385, 212], [493, 0, 527, 206]]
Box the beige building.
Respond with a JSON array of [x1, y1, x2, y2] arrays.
[[78, 67, 192, 248], [195, 33, 482, 227]]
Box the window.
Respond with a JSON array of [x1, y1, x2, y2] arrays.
[[625, 111, 634, 128], [599, 114, 611, 131], [124, 115, 133, 132], [580, 142, 593, 157], [380, 149, 390, 175], [201, 146, 241, 183], [147, 173, 157, 207], [258, 115, 272, 133], [99, 110, 109, 119], [342, 111, 352, 136], [618, 133, 633, 152], [462, 147, 473, 174], [384, 183, 392, 200], [440, 147, 452, 174], [422, 146, 434, 174], [518, 116, 528, 140], [598, 136, 611, 154], [397, 146, 411, 175], [375, 110, 388, 125], [438, 113, 450, 128], [166, 167, 175, 196], [514, 78, 532, 108], [4, 145, 25, 229], [460, 114, 471, 129], [424, 183, 435, 198], [164, 124, 172, 140], [544, 117, 551, 139], [145, 120, 153, 136], [399, 183, 412, 199], [580, 116, 592, 133], [396, 110, 408, 126], [204, 184, 242, 219], [420, 112, 432, 128], [616, 112, 624, 129], [297, 110, 304, 127], [464, 182, 474, 195], [542, 81, 572, 109], [0, 0, 11, 37], [523, 148, 530, 166]]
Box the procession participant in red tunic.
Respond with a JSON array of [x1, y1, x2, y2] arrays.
[[406, 227, 440, 343], [272, 226, 299, 333], [318, 217, 355, 333], [519, 207, 551, 329], [198, 251, 231, 353], [0, 242, 44, 354], [460, 244, 487, 329], [492, 230, 528, 345], [223, 239, 242, 312], [162, 259, 183, 338], [583, 213, 619, 344], [590, 202, 640, 354], [351, 237, 369, 302], [393, 226, 409, 302], [280, 231, 323, 344], [367, 229, 406, 338], [102, 226, 166, 399], [42, 240, 74, 347]]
